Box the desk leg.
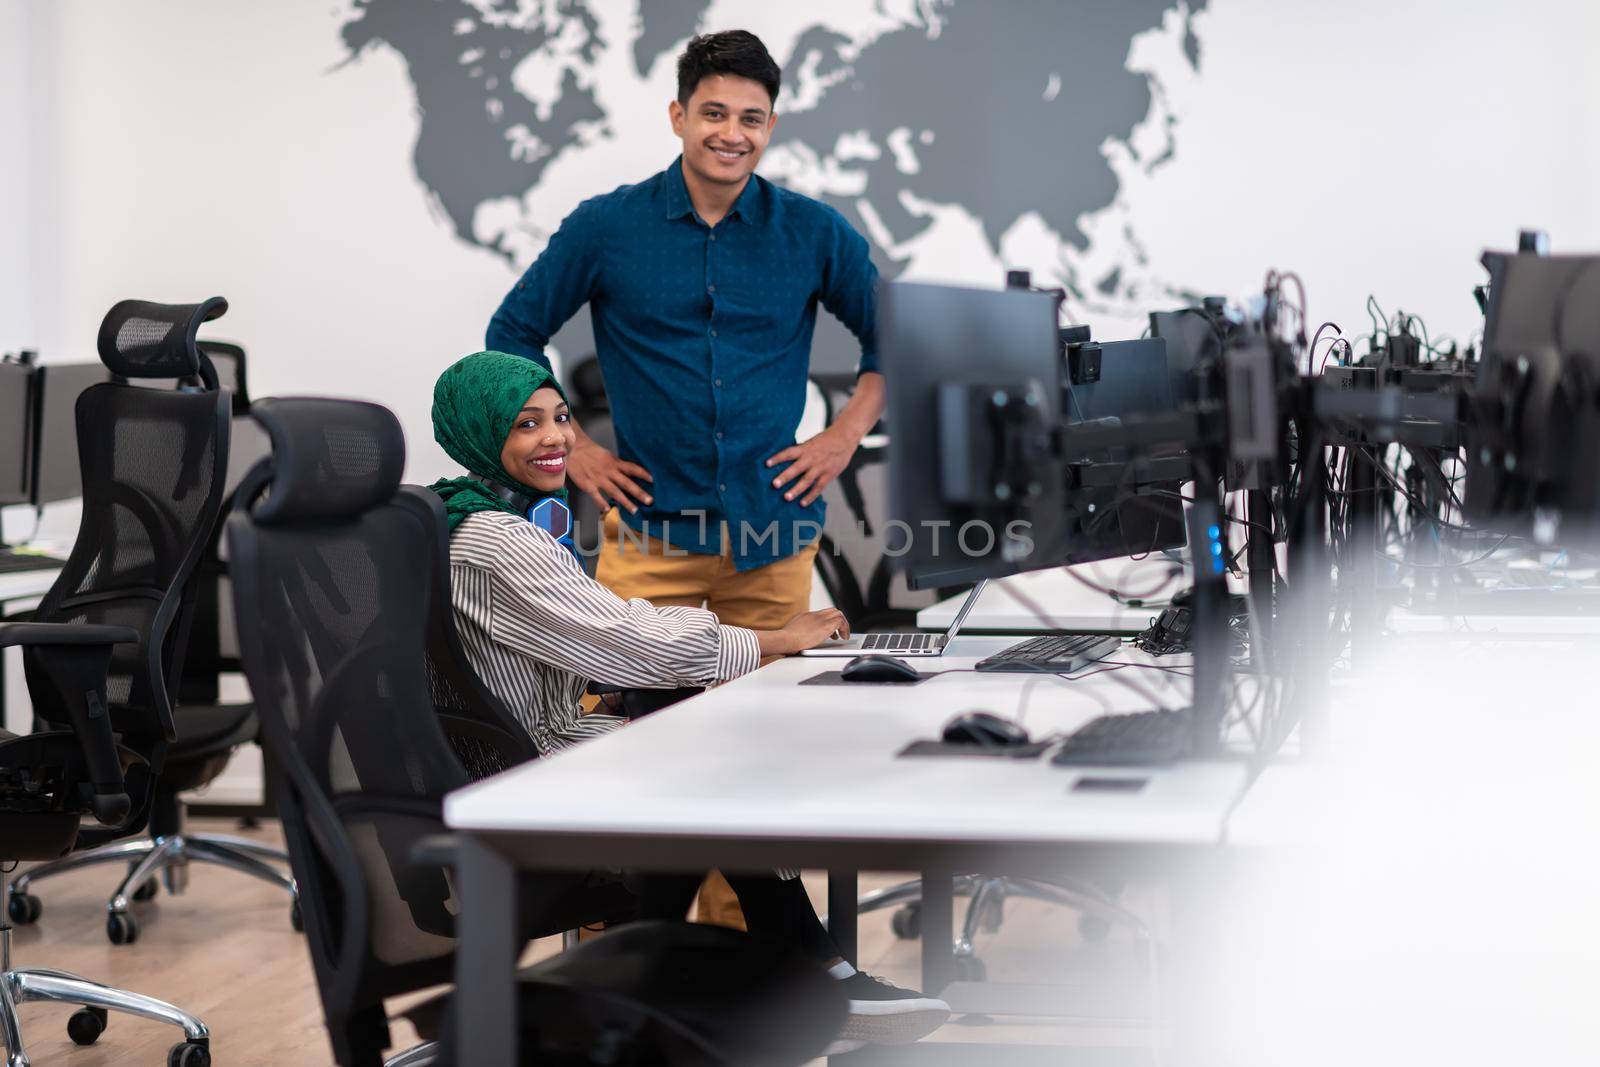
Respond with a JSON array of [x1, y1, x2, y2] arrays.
[[457, 836, 518, 1066], [826, 869, 858, 965], [920, 868, 953, 996]]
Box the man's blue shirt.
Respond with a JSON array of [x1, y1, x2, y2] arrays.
[[486, 156, 879, 571]]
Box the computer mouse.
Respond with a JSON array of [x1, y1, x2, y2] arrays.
[[840, 654, 921, 683], [941, 711, 1031, 748]]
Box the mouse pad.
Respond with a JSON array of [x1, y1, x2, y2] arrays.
[[800, 670, 935, 686], [897, 739, 1051, 760]]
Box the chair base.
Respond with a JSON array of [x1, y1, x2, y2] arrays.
[[834, 873, 1148, 965], [383, 1040, 439, 1067], [1, 870, 209, 1067], [8, 832, 297, 938]]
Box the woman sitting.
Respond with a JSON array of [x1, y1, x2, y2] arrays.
[[429, 351, 950, 1051]]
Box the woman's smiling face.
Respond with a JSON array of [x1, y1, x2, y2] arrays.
[[499, 386, 574, 494]]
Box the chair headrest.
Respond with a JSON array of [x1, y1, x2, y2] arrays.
[[97, 297, 228, 380], [249, 398, 406, 525], [569, 355, 609, 411]]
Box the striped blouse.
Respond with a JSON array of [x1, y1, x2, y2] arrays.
[[447, 510, 762, 755]]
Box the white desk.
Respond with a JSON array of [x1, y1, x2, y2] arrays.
[[1, 565, 60, 735], [917, 558, 1186, 634], [1386, 603, 1600, 636], [446, 636, 1249, 1065], [0, 566, 60, 606]]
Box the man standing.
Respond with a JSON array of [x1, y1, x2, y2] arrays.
[[486, 30, 883, 928]]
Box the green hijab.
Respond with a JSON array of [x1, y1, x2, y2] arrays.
[[429, 350, 568, 531]]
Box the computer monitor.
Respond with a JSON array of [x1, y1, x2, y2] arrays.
[[1059, 338, 1189, 565], [1464, 247, 1600, 530], [31, 362, 110, 506], [1066, 338, 1175, 420], [1150, 305, 1228, 405], [0, 361, 34, 506], [881, 280, 1067, 590]]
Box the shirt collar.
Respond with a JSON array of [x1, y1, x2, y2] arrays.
[[662, 156, 766, 226], [728, 170, 766, 225], [663, 157, 694, 220]]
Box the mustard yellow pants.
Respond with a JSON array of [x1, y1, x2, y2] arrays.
[[595, 509, 819, 929]]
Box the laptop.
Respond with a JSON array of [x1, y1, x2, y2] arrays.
[[799, 580, 987, 658]]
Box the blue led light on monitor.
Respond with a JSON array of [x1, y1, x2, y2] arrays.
[[1210, 542, 1223, 556], [1207, 524, 1220, 540]]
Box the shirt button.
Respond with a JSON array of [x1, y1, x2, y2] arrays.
[[714, 378, 722, 388], [716, 431, 724, 439], [710, 329, 718, 338], [709, 233, 717, 241], [707, 284, 716, 293], [719, 484, 727, 493]]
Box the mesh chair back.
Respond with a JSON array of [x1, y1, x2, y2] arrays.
[[809, 374, 951, 628], [568, 354, 609, 414], [177, 339, 256, 703], [411, 487, 541, 780], [227, 398, 477, 1011], [197, 340, 249, 414], [25, 301, 231, 782]]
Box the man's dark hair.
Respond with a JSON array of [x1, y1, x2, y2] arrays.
[[676, 30, 781, 108]]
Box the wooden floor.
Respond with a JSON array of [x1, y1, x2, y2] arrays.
[[5, 817, 1154, 1065]]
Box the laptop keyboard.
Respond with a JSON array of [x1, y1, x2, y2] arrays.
[[860, 632, 937, 653]]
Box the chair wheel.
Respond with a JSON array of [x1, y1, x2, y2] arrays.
[[133, 878, 159, 902], [1078, 914, 1112, 941], [107, 912, 140, 945], [7, 891, 42, 925], [890, 904, 921, 940], [169, 1040, 211, 1067], [290, 898, 304, 932], [67, 1006, 108, 1046], [952, 954, 987, 983]]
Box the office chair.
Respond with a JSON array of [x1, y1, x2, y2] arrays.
[[0, 297, 231, 1067], [226, 398, 843, 1066], [196, 341, 249, 414], [121, 336, 299, 927], [7, 328, 297, 946], [808, 372, 949, 631]]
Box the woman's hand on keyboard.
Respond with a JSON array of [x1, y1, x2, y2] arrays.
[[758, 608, 850, 657]]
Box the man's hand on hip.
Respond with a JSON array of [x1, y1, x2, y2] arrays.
[[567, 437, 654, 515], [765, 423, 862, 507]]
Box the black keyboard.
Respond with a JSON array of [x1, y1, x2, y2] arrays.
[[1051, 710, 1191, 766], [976, 633, 1120, 673], [0, 550, 65, 575], [860, 632, 939, 653]]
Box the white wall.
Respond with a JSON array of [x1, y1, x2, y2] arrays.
[[5, 0, 1599, 483], [13, 0, 516, 484], [0, 0, 39, 348]]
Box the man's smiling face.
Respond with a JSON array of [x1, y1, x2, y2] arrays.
[[669, 73, 776, 193]]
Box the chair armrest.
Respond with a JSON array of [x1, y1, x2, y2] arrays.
[[583, 681, 703, 719], [410, 833, 458, 870], [0, 622, 140, 649], [615, 687, 703, 720], [0, 622, 139, 825]]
